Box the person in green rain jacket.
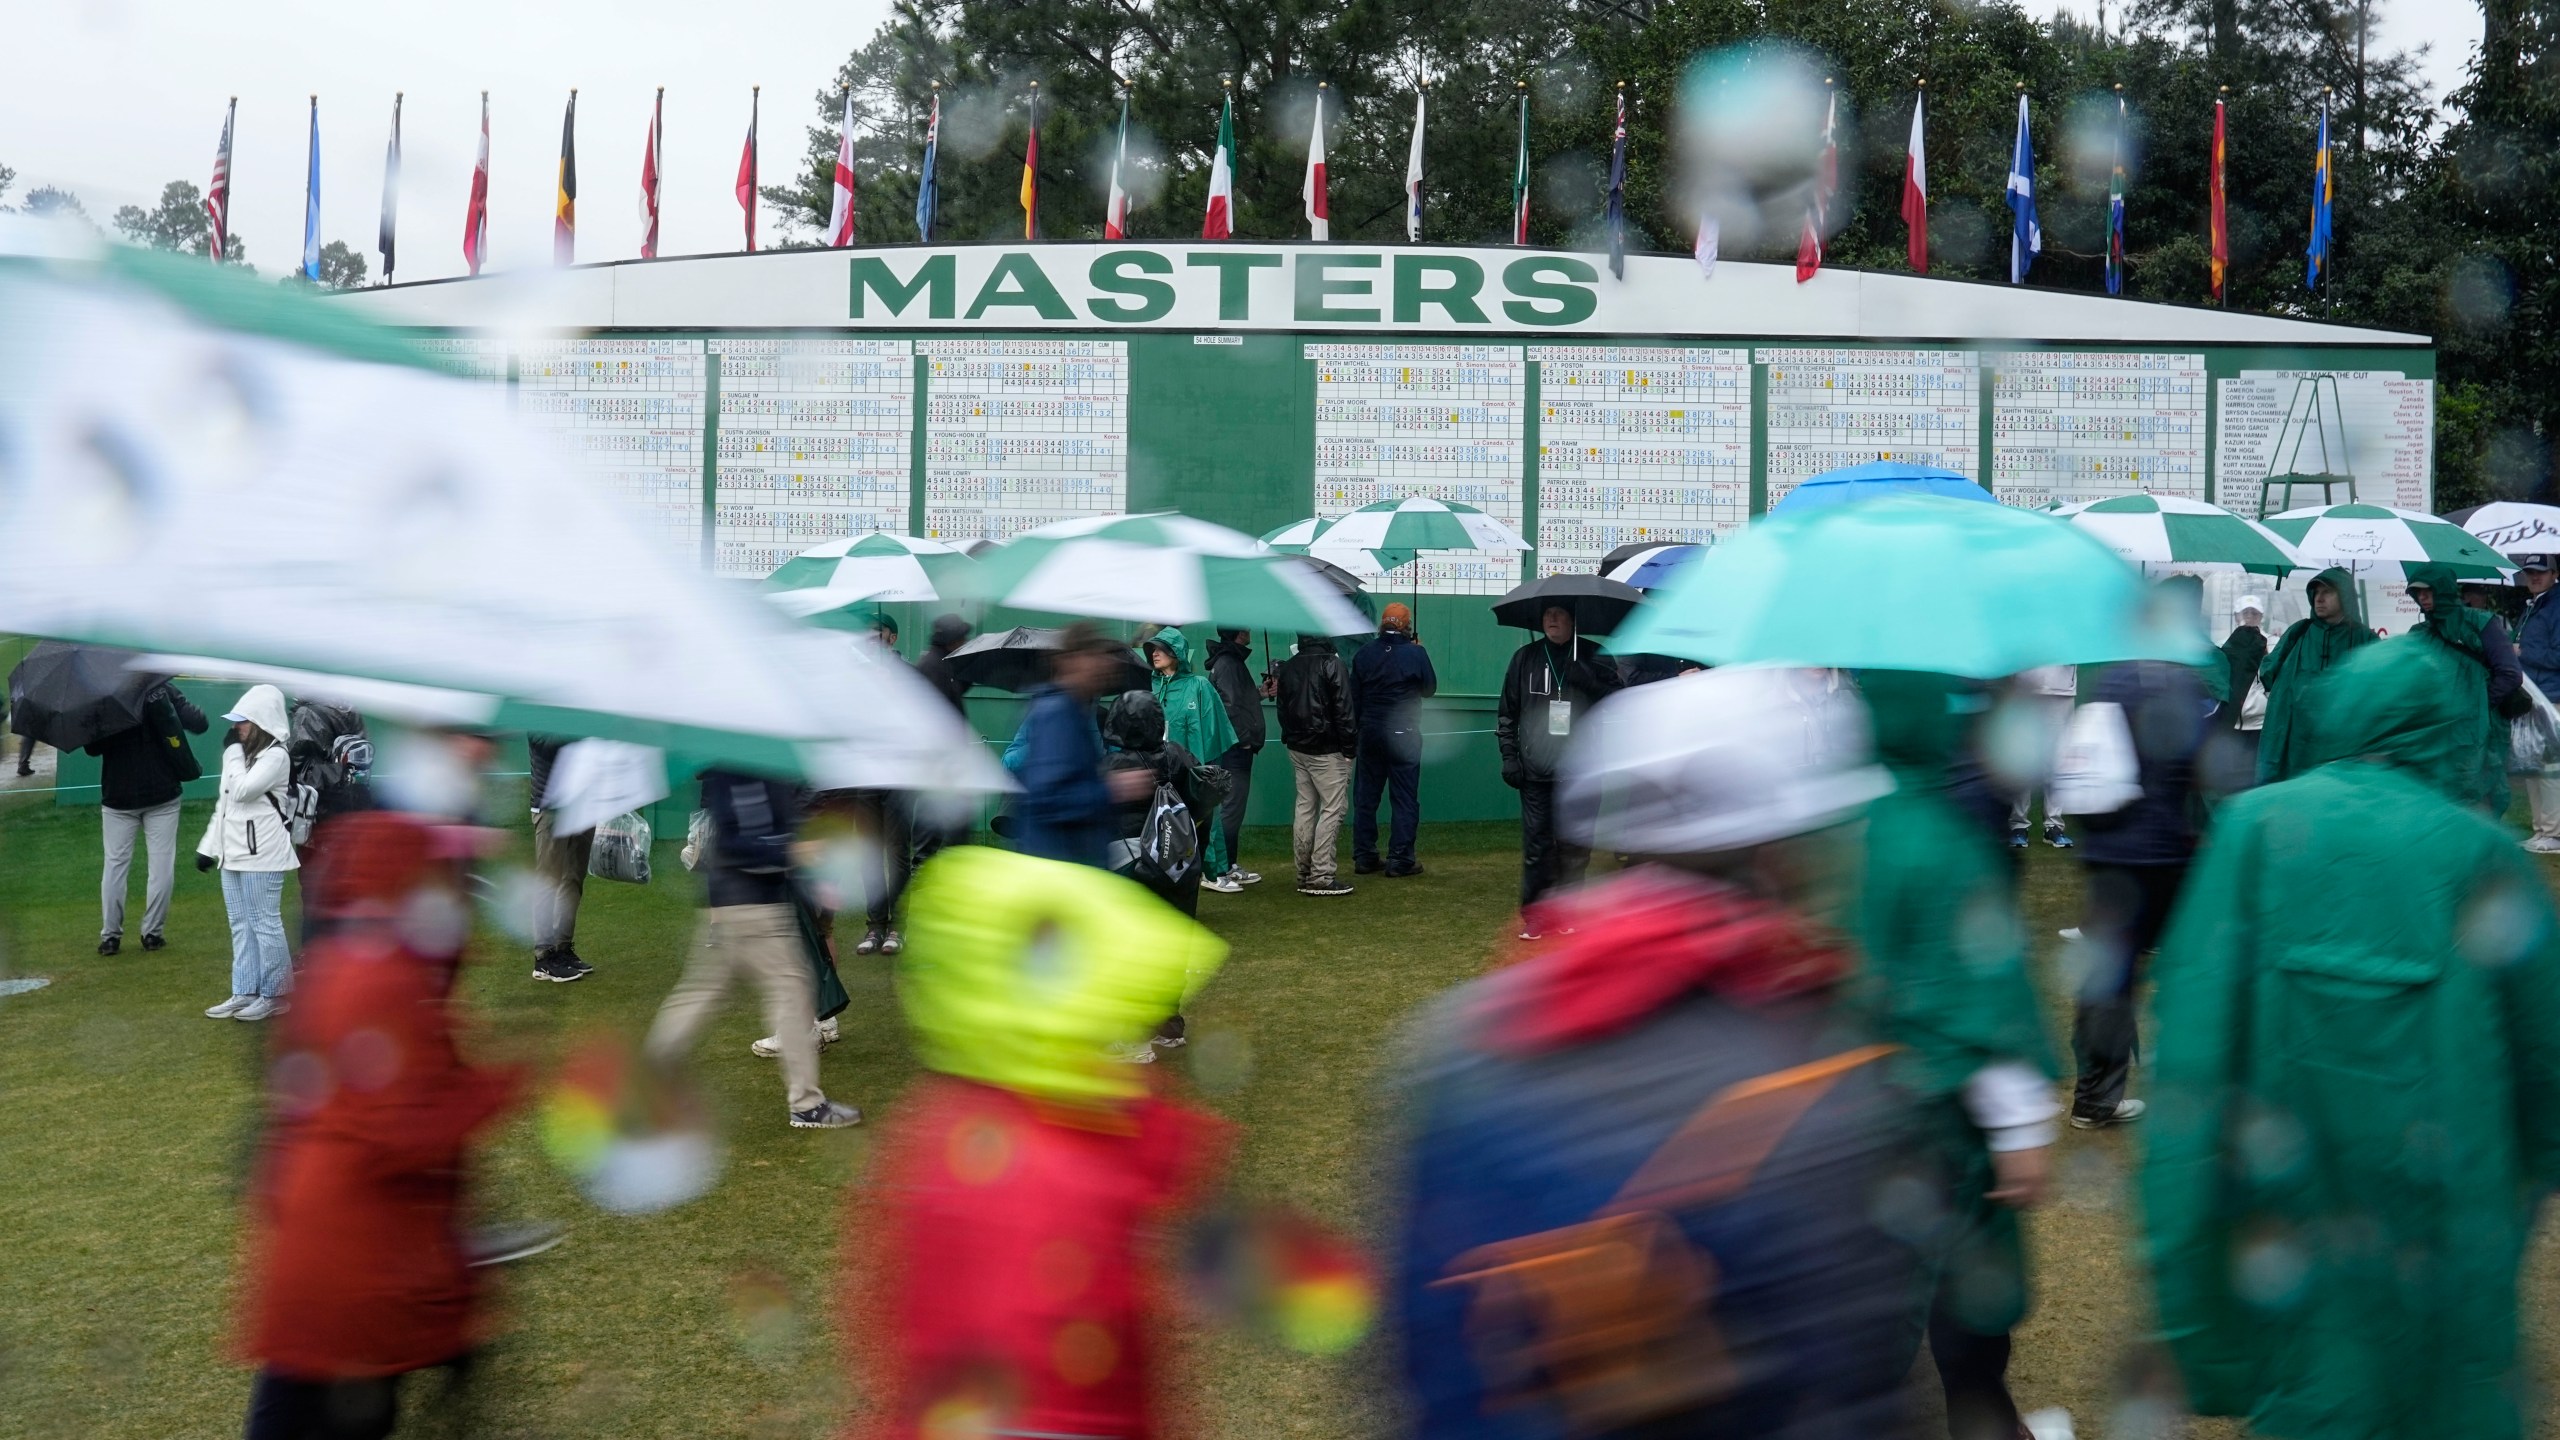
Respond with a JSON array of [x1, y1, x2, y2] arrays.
[[1855, 670, 2061, 1440], [2255, 567, 2373, 783], [2140, 639, 2560, 1440], [2406, 561, 2525, 817], [1142, 627, 1242, 887]]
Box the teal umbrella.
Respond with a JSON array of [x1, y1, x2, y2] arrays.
[[1613, 494, 2211, 677]]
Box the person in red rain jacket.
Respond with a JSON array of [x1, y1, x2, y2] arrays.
[[239, 809, 523, 1440]]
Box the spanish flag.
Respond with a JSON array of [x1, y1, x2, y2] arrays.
[[1020, 83, 1040, 240], [555, 90, 577, 266]]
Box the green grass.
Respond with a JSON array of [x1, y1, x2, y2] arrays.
[[6, 794, 2559, 1437]]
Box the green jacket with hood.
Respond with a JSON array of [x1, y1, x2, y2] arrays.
[[1145, 627, 1240, 872], [2140, 638, 2560, 1440], [2407, 560, 2512, 814], [2256, 566, 2374, 784], [1855, 671, 2060, 1335]]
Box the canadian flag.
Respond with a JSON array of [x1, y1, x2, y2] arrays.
[[1902, 92, 1928, 273], [826, 90, 858, 247], [1202, 94, 1237, 240], [1303, 88, 1329, 241]]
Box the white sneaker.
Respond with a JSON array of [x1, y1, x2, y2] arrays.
[[1201, 873, 1244, 894], [750, 1019, 841, 1059], [2022, 1407, 2077, 1440], [233, 996, 287, 1022], [205, 994, 254, 1019], [1229, 868, 1262, 886], [2525, 836, 2560, 855]]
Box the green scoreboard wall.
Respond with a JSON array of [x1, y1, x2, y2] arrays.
[[388, 303, 2432, 824]]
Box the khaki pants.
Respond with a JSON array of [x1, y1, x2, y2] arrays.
[[2530, 773, 2560, 842], [645, 904, 824, 1114], [531, 809, 594, 953], [1289, 749, 1353, 885]]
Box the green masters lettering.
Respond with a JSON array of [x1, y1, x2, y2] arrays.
[[1186, 252, 1283, 322], [1393, 254, 1489, 325], [1501, 256, 1599, 327], [965, 252, 1075, 321], [1088, 251, 1176, 323], [1296, 253, 1384, 323], [848, 254, 955, 319]]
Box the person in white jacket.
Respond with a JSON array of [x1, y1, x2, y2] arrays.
[[199, 684, 300, 1021]]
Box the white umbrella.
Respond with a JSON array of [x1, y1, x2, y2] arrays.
[[969, 512, 1372, 635], [2264, 503, 2515, 581], [0, 236, 1005, 794], [1308, 497, 1530, 567], [2450, 501, 2560, 557], [763, 532, 976, 625]]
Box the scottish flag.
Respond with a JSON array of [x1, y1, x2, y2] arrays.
[[2006, 93, 2039, 285]]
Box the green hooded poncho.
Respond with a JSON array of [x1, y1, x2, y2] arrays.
[[2407, 561, 2509, 815], [1855, 670, 2059, 1335], [2140, 638, 2560, 1440], [2255, 567, 2374, 783], [1143, 626, 1240, 874]]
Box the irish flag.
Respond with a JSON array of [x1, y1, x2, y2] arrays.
[[1202, 92, 1237, 239], [1902, 90, 1927, 273], [1104, 89, 1131, 240], [1303, 85, 1329, 241]]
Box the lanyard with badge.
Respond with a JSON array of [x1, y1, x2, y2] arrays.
[[1545, 642, 1574, 737]]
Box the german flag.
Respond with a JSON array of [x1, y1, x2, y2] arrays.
[[555, 89, 577, 266]]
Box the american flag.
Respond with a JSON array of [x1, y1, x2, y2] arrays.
[[206, 98, 236, 261]]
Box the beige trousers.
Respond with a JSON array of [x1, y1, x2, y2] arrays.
[[645, 903, 824, 1113], [1289, 749, 1353, 885], [2529, 773, 2560, 841]]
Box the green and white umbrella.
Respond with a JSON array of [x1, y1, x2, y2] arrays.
[[763, 532, 975, 626], [968, 512, 1371, 635], [0, 234, 1005, 794], [1258, 516, 1406, 579], [2264, 503, 2515, 580], [1308, 497, 1530, 568], [2046, 493, 2304, 575]]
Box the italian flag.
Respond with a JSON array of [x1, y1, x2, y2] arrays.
[[1202, 93, 1237, 239], [1511, 91, 1531, 244], [1104, 90, 1131, 239]]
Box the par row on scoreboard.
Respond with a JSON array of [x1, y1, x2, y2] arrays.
[[416, 335, 2434, 595]]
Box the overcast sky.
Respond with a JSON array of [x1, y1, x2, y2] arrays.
[[0, 0, 2483, 284]]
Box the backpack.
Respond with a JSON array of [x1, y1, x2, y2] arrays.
[[266, 777, 321, 847], [1124, 780, 1199, 888]]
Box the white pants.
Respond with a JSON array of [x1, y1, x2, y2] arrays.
[[101, 798, 182, 940], [2529, 773, 2560, 841]]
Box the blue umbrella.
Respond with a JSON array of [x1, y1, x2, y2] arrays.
[[1598, 542, 1707, 591], [1773, 461, 1997, 514]]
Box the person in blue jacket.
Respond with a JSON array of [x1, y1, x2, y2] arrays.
[[1010, 623, 1149, 869], [1350, 603, 1438, 877]]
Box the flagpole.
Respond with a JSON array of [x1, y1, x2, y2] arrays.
[[1514, 80, 1530, 246], [380, 92, 401, 285]]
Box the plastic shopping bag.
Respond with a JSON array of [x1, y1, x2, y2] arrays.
[[2048, 702, 2142, 816], [2512, 678, 2560, 775], [587, 810, 654, 884]]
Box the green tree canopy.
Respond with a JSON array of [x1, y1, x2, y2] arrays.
[[111, 179, 250, 265]]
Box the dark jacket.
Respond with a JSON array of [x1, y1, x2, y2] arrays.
[[1351, 631, 1438, 737], [1275, 637, 1356, 756], [914, 646, 970, 716], [1099, 691, 1226, 915], [2077, 661, 2209, 867], [527, 736, 568, 811], [2219, 626, 2267, 716], [290, 702, 374, 819], [1203, 635, 1266, 755], [701, 768, 802, 909], [87, 682, 207, 812], [1495, 635, 1625, 785], [1010, 683, 1113, 869], [2522, 587, 2560, 700]]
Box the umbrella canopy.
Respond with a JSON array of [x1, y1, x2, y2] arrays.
[[945, 626, 1150, 695], [2446, 501, 2560, 557], [1308, 497, 1531, 565], [967, 512, 1371, 635], [2264, 503, 2515, 581], [1772, 461, 1997, 514], [1599, 542, 1708, 591], [2047, 493, 2303, 576], [763, 533, 975, 626], [1259, 516, 1407, 578], [0, 237, 1003, 794], [7, 641, 162, 749], [1613, 494, 2210, 678], [1491, 575, 1647, 635]]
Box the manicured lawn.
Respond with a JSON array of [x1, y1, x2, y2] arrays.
[[4, 789, 2557, 1437]]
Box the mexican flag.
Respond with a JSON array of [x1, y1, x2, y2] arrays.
[[1202, 93, 1237, 239]]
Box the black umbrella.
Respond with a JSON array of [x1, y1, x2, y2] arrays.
[[7, 641, 163, 750], [946, 626, 1150, 694], [1490, 575, 1646, 636]]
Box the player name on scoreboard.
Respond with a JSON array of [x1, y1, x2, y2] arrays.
[[920, 339, 1130, 545]]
